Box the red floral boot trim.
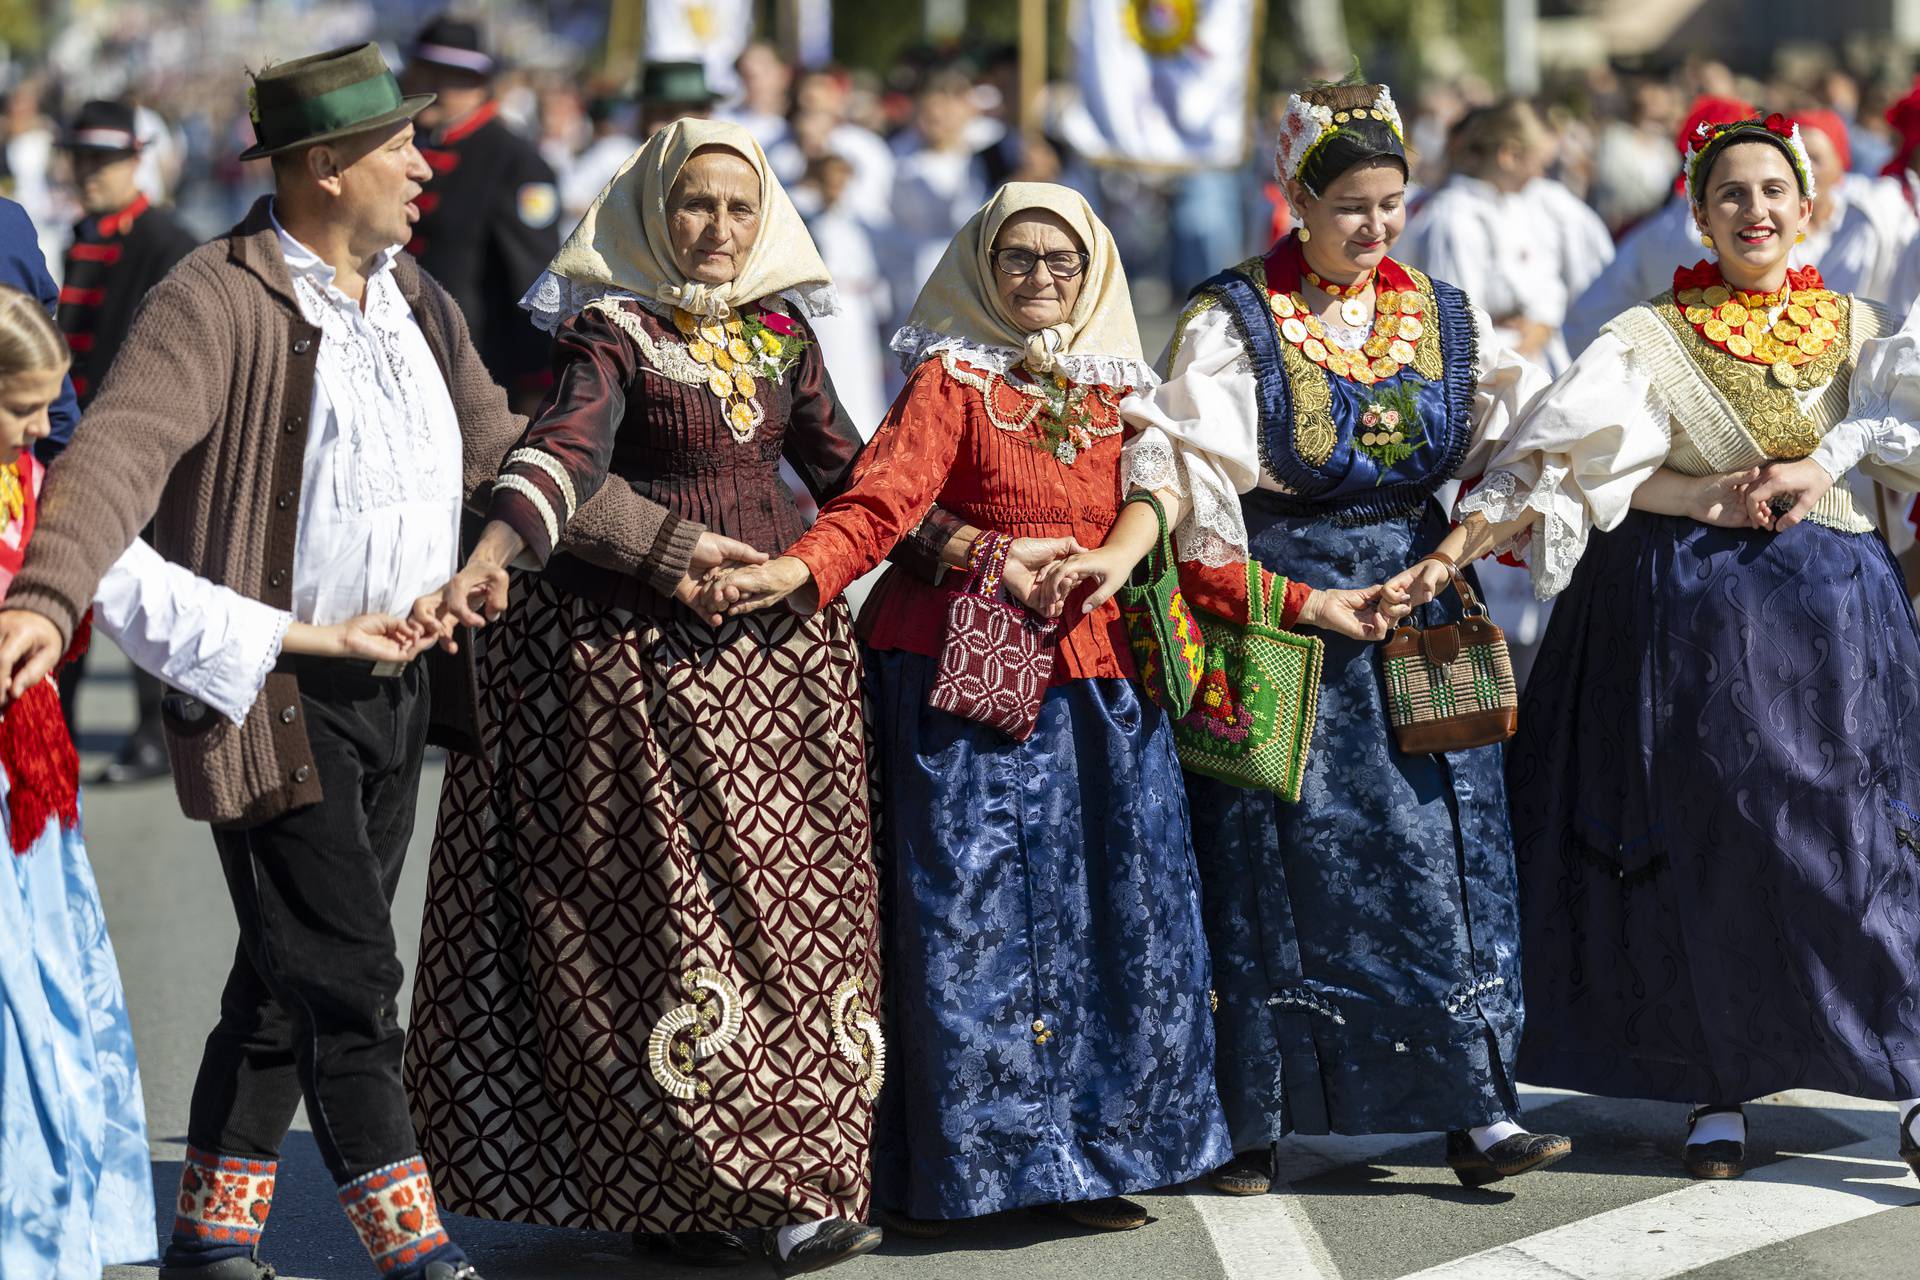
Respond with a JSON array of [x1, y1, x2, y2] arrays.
[[174, 1146, 275, 1247], [338, 1156, 451, 1275]]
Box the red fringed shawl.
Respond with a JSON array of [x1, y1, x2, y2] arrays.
[[0, 454, 88, 853]]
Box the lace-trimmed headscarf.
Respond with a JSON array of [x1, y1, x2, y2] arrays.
[[891, 181, 1157, 390], [521, 118, 837, 333]]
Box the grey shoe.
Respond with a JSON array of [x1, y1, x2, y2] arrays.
[[764, 1219, 884, 1276], [424, 1263, 484, 1280], [157, 1257, 275, 1280]]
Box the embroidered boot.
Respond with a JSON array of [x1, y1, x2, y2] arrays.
[[337, 1156, 474, 1279], [158, 1147, 277, 1279]]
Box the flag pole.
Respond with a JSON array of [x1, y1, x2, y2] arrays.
[[607, 0, 646, 80], [1018, 0, 1046, 134]]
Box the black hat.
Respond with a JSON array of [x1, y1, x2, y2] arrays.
[[638, 61, 720, 107], [240, 42, 433, 162], [59, 100, 141, 154], [410, 16, 495, 78]]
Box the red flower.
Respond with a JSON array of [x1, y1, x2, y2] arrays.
[[1764, 112, 1791, 138], [760, 311, 797, 336]]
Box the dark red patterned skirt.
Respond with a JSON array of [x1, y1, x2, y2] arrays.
[[406, 576, 882, 1232]]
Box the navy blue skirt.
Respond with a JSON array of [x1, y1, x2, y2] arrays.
[[1514, 511, 1920, 1102], [863, 649, 1229, 1219], [1187, 499, 1523, 1146]]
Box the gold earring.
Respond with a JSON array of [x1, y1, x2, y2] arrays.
[[1700, 232, 1714, 250], [1298, 226, 1311, 242], [1796, 230, 1807, 243]]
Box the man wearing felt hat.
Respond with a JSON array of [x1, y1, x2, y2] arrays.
[[637, 58, 720, 137], [0, 41, 683, 1280], [402, 15, 561, 411], [52, 98, 199, 785]]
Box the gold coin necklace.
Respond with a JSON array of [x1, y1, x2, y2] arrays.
[[1671, 263, 1838, 389], [1267, 284, 1425, 386]]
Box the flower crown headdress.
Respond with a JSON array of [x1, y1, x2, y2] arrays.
[[1684, 113, 1816, 202], [1275, 85, 1406, 193]]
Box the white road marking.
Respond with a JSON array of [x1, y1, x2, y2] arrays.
[[1195, 1090, 1910, 1280], [1393, 1134, 1918, 1279]]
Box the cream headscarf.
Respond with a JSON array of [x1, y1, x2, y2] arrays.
[[520, 118, 837, 333], [891, 182, 1155, 390]]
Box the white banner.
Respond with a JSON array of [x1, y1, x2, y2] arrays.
[[1058, 0, 1261, 170], [645, 0, 755, 96], [794, 0, 833, 67]]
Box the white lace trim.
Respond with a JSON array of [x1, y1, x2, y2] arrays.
[[1121, 428, 1248, 568], [890, 325, 1160, 392], [521, 270, 840, 334], [1456, 467, 1585, 600]]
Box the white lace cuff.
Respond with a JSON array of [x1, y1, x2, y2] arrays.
[[1456, 466, 1588, 600], [890, 325, 1160, 392], [1120, 426, 1247, 567]]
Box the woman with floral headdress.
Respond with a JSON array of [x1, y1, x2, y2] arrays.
[[402, 119, 955, 1275], [713, 182, 1402, 1233], [1051, 82, 1572, 1194], [1428, 113, 1920, 1180]]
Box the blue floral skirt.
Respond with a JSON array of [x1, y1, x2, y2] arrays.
[[1188, 499, 1523, 1147], [1514, 512, 1920, 1102], [863, 649, 1229, 1219], [0, 784, 153, 1279]]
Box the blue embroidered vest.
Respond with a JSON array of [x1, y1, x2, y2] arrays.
[[1190, 244, 1480, 525]]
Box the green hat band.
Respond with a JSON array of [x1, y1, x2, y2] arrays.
[[256, 70, 404, 149]]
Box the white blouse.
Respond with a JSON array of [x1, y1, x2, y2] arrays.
[[1121, 298, 1553, 566], [1459, 301, 1920, 600]]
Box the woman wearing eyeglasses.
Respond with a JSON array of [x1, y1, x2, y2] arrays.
[[713, 183, 1396, 1235]]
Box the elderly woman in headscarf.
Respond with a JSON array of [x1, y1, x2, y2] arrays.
[[403, 119, 932, 1276], [713, 183, 1397, 1235]]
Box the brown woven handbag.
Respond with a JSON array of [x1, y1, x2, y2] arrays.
[[1380, 567, 1518, 755], [927, 531, 1059, 741]]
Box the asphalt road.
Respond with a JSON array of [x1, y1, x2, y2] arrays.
[[73, 636, 1919, 1280]]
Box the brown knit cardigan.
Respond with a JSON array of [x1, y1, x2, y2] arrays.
[[10, 197, 699, 827]]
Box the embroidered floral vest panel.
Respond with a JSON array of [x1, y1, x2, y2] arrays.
[[1197, 255, 1480, 524]]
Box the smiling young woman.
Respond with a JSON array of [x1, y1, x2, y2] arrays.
[[1108, 80, 1573, 1195], [1438, 113, 1920, 1182]]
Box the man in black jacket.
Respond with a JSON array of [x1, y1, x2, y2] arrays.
[[55, 99, 199, 783], [401, 17, 559, 412]]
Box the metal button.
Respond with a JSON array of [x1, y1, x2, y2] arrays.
[[269, 569, 287, 588], [278, 705, 296, 724], [275, 494, 289, 510], [292, 764, 312, 784], [293, 338, 312, 354], [1031, 1019, 1046, 1033]]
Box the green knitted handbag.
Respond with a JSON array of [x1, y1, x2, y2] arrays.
[[1116, 491, 1204, 719], [1172, 561, 1324, 803]]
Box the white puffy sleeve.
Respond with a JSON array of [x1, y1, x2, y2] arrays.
[[1812, 297, 1920, 491], [1460, 304, 1556, 478], [1121, 304, 1261, 566], [93, 540, 294, 726], [1456, 329, 1672, 598]]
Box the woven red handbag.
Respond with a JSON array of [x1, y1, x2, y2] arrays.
[[927, 531, 1058, 741]]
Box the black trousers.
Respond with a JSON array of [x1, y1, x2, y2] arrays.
[[184, 660, 428, 1184]]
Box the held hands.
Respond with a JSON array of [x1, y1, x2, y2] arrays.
[[1381, 557, 1458, 610], [1004, 536, 1088, 617], [411, 556, 511, 654], [1298, 584, 1413, 642], [710, 555, 815, 619], [676, 532, 772, 625], [284, 614, 439, 665], [1741, 458, 1835, 532], [1031, 544, 1138, 618]]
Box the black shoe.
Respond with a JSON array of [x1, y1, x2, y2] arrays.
[[1901, 1104, 1920, 1180], [1684, 1105, 1746, 1180], [1445, 1128, 1572, 1188], [157, 1256, 276, 1280], [95, 726, 170, 785], [1038, 1196, 1150, 1231], [638, 1230, 754, 1268], [875, 1205, 949, 1239], [762, 1219, 884, 1276], [1206, 1148, 1273, 1196]]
